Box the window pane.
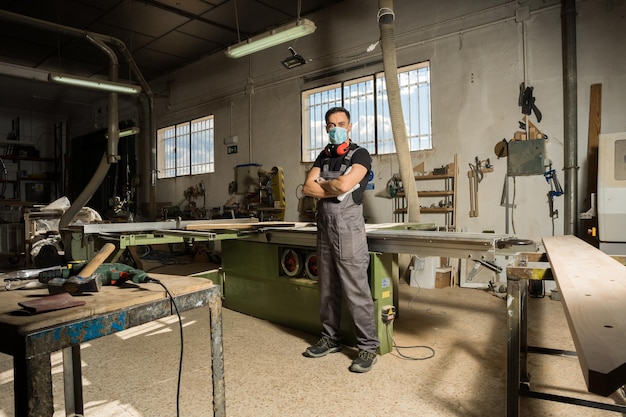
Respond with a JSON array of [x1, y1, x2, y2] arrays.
[[302, 84, 341, 162], [157, 115, 215, 179], [375, 76, 395, 154], [176, 123, 190, 176], [344, 77, 375, 154], [191, 115, 214, 174], [301, 62, 431, 160], [376, 63, 431, 154], [157, 126, 176, 178]]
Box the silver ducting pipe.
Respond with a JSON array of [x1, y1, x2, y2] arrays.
[[561, 0, 578, 235], [59, 36, 120, 229], [88, 34, 121, 163], [104, 36, 157, 219], [378, 0, 420, 223]]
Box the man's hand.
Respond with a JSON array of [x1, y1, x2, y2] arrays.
[[303, 164, 366, 199], [336, 166, 359, 201], [337, 183, 360, 201]]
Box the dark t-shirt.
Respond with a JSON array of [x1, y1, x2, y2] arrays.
[[313, 143, 371, 204]]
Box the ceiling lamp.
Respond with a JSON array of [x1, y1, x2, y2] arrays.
[[106, 127, 140, 139], [48, 73, 142, 95], [225, 18, 316, 59]]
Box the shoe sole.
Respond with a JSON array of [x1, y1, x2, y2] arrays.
[[349, 356, 377, 373], [303, 346, 341, 358]]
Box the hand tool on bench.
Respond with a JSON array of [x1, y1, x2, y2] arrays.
[[48, 243, 116, 295]]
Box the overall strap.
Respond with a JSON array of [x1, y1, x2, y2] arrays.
[[338, 147, 359, 174]]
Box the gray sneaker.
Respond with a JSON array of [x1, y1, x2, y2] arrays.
[[349, 350, 377, 373], [303, 336, 341, 358]]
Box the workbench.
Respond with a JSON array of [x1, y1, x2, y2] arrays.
[[0, 274, 225, 417], [506, 235, 626, 416]]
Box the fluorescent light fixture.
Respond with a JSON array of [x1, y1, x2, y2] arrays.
[[105, 127, 140, 139], [120, 127, 140, 137], [226, 18, 316, 59], [48, 72, 142, 95]]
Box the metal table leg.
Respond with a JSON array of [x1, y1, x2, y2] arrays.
[[208, 289, 226, 417], [506, 276, 521, 417], [14, 352, 53, 417], [520, 279, 530, 388], [63, 345, 84, 416]]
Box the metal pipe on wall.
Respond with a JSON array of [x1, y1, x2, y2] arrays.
[[561, 0, 578, 236]]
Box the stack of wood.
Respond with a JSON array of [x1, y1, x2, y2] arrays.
[[512, 116, 545, 141]]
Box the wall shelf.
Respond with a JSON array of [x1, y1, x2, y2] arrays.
[[393, 154, 458, 230], [0, 122, 62, 204]]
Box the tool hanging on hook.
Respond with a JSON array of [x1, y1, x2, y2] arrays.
[[519, 82, 543, 122], [544, 163, 563, 219], [467, 157, 493, 218]]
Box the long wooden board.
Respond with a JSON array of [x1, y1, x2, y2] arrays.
[[185, 221, 295, 231], [543, 235, 626, 396]]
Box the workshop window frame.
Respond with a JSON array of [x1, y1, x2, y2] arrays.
[[301, 61, 431, 162], [157, 115, 215, 179]]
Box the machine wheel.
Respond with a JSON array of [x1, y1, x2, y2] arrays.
[[281, 248, 303, 277], [305, 252, 318, 280]]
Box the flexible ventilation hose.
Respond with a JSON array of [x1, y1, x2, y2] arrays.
[[60, 35, 120, 230], [378, 1, 420, 223]]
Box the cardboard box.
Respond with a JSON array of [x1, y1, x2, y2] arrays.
[[435, 267, 452, 289]]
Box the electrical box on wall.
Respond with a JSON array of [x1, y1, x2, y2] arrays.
[[507, 139, 546, 176], [224, 135, 238, 145]]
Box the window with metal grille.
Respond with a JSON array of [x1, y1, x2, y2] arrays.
[[157, 115, 215, 179], [301, 62, 431, 162]]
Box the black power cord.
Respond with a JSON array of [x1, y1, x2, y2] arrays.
[[146, 277, 184, 417], [383, 280, 437, 360], [384, 322, 435, 361]]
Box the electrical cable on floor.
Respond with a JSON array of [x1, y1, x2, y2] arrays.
[[405, 277, 447, 317], [385, 323, 435, 361], [387, 279, 436, 360], [147, 277, 184, 417]]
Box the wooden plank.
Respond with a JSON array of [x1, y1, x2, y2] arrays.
[[581, 84, 602, 247], [185, 221, 294, 231], [586, 84, 602, 198], [543, 235, 626, 396]]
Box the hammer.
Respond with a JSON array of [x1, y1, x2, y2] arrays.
[[48, 243, 116, 295]]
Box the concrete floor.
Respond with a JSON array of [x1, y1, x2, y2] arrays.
[[0, 278, 625, 416]]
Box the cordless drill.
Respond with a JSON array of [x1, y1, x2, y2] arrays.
[[93, 263, 150, 285]]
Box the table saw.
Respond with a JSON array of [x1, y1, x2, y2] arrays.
[[59, 220, 530, 355]]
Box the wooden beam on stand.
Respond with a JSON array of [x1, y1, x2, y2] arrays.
[[581, 83, 601, 247]]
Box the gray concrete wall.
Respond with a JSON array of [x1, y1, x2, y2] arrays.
[[150, 0, 626, 242]]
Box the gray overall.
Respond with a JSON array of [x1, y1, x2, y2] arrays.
[[316, 150, 379, 353]]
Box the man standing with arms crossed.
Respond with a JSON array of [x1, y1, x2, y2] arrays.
[[302, 106, 379, 373]]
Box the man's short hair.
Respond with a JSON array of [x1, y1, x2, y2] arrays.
[[325, 107, 351, 124]]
